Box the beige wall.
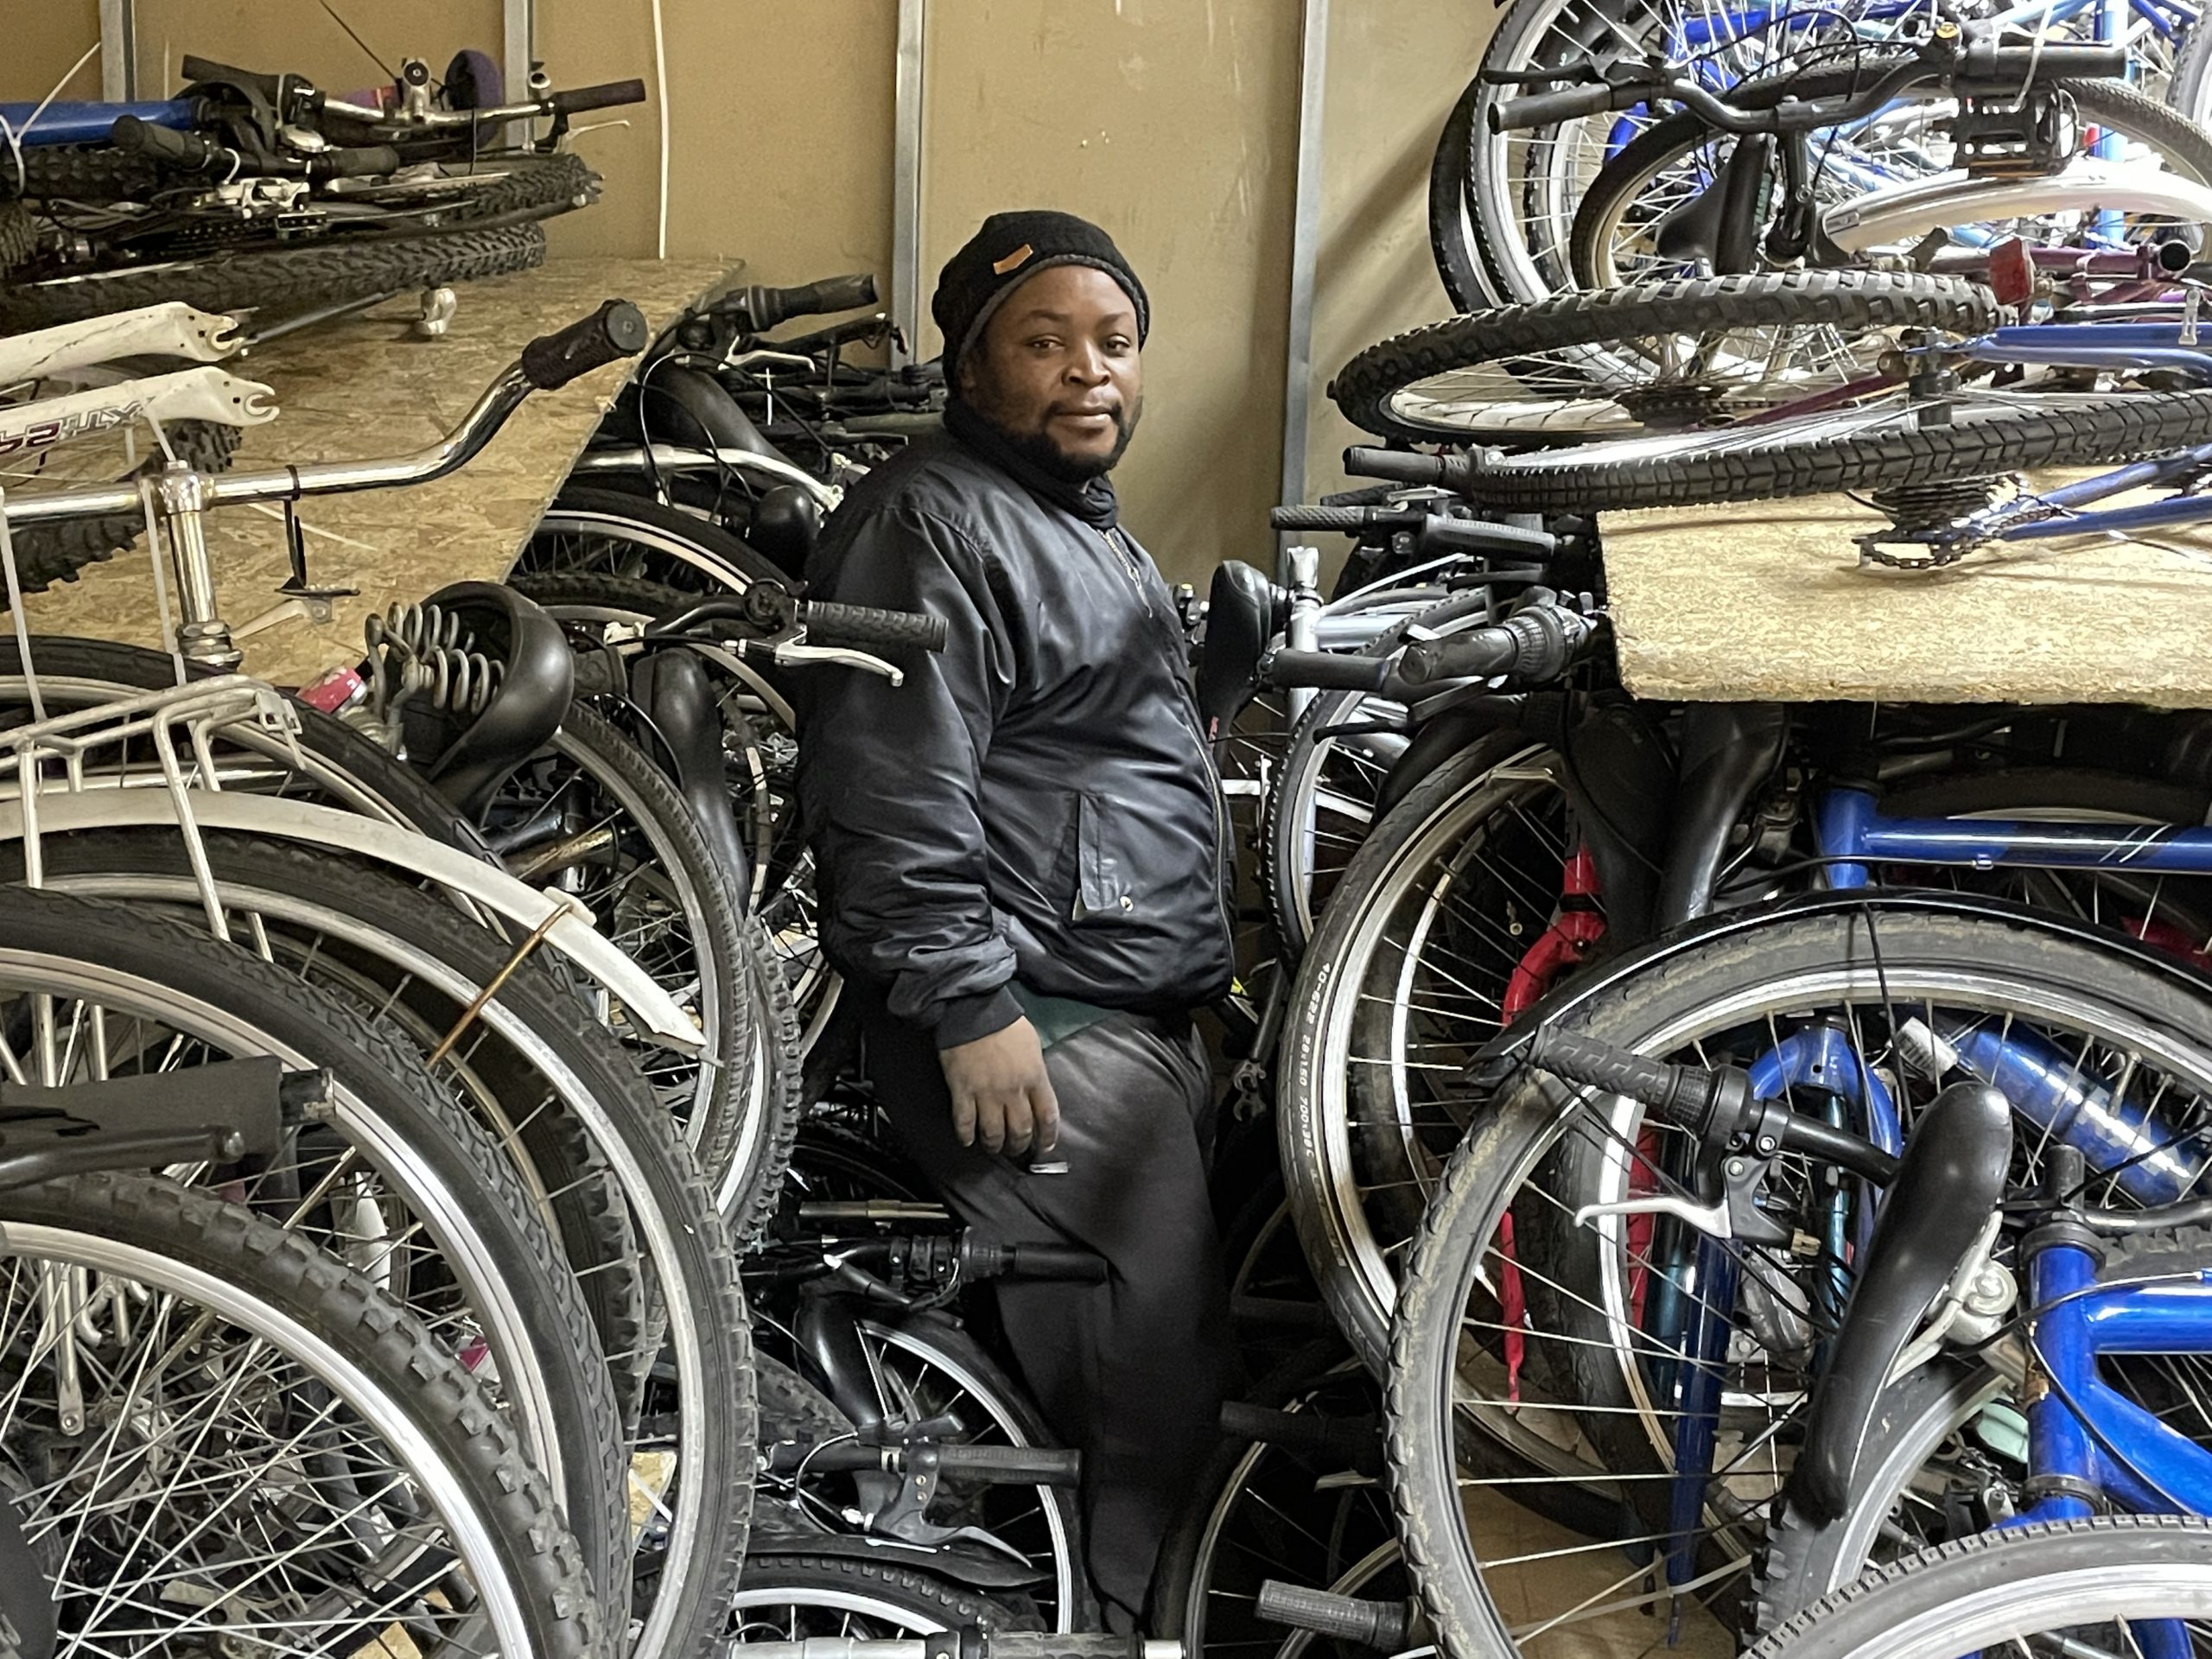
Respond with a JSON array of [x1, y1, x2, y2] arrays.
[[4, 0, 1497, 588], [7, 0, 102, 103]]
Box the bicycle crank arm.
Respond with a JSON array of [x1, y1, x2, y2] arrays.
[[0, 302, 245, 386], [1826, 162, 2212, 255]]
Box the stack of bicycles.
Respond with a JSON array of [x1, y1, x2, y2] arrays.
[[1, 44, 637, 333], [1211, 1, 2212, 1617]]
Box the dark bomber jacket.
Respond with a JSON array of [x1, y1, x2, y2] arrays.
[[791, 432, 1236, 1048]]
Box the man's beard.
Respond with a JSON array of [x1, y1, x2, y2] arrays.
[[968, 382, 1143, 481]]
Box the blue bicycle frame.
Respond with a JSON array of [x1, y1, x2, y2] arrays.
[[1818, 785, 2212, 888], [0, 100, 194, 146]]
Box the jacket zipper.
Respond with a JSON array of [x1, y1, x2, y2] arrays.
[[1098, 526, 1237, 959]]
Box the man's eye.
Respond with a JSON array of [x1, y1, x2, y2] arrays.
[[1029, 337, 1061, 353], [1103, 336, 1133, 353]]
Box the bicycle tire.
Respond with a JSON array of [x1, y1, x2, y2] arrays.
[[4, 416, 241, 594], [1389, 897, 2212, 1659], [527, 700, 802, 1240], [0, 883, 632, 1614], [1745, 1514, 2212, 1659], [1, 1172, 602, 1659], [1259, 689, 1401, 966], [1427, 78, 1493, 311], [1, 142, 163, 203], [0, 200, 33, 270], [1479, 379, 2212, 512], [1330, 270, 1998, 445], [1571, 76, 2212, 289], [0, 219, 546, 329], [7, 825, 647, 1392], [734, 1552, 1040, 1635], [522, 486, 787, 591]]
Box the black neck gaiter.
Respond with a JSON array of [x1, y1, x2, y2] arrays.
[[944, 397, 1120, 531]]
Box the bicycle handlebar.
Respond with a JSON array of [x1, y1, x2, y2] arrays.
[[802, 600, 949, 654], [1516, 1025, 1901, 1185], [735, 1635, 1179, 1659], [1397, 603, 1599, 686], [715, 273, 880, 332], [766, 1438, 1084, 1485], [1255, 1582, 1411, 1650], [0, 300, 650, 529], [1269, 503, 1558, 557], [1343, 446, 1481, 492]]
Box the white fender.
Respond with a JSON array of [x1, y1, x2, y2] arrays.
[[0, 790, 705, 1053], [1825, 161, 2212, 254], [0, 302, 244, 385]]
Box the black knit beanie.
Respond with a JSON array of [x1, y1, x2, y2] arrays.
[[932, 210, 1149, 391]]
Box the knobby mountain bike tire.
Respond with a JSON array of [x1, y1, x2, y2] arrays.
[[1467, 382, 2212, 512], [0, 219, 546, 329], [1751, 1222, 2212, 1635], [1745, 1514, 2212, 1659], [4, 416, 241, 595], [0, 883, 632, 1611], [1, 1172, 603, 1659], [1330, 270, 1997, 445]]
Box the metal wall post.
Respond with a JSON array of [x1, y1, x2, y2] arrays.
[[1278, 0, 1330, 530], [891, 0, 928, 365], [99, 0, 137, 101], [505, 0, 536, 106]]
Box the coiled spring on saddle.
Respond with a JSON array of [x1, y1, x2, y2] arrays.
[[362, 601, 503, 735]]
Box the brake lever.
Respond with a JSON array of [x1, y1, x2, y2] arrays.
[[748, 639, 906, 685], [1571, 1149, 1791, 1246]]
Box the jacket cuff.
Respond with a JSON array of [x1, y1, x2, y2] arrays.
[[931, 985, 1024, 1050]]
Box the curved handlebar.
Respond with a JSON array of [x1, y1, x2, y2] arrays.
[[1, 301, 651, 529]]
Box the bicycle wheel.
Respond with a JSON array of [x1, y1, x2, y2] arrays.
[[1277, 737, 1573, 1373], [518, 487, 785, 592], [1149, 1351, 1402, 1659], [0, 883, 631, 1611], [16, 830, 766, 1659], [0, 1172, 601, 1658], [491, 700, 800, 1236], [749, 1304, 1090, 1634], [1261, 689, 1403, 963], [1388, 895, 2212, 1659], [1465, 380, 2212, 514], [733, 1554, 1038, 1640], [0, 220, 546, 329], [1330, 270, 1997, 447], [1573, 76, 2212, 290], [512, 567, 839, 1096], [1745, 1515, 2212, 1659]]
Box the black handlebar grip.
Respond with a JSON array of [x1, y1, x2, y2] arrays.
[[932, 1443, 1084, 1486], [1262, 649, 1394, 694], [1269, 505, 1399, 532], [519, 298, 650, 391], [315, 143, 404, 180], [1488, 79, 1623, 131], [1343, 446, 1479, 491], [1522, 1026, 1708, 1122], [1254, 1582, 1410, 1649], [1396, 627, 1516, 689], [800, 601, 950, 653], [1967, 41, 2127, 81], [1421, 515, 1558, 557], [1219, 1401, 1380, 1463], [1008, 1243, 1109, 1283], [796, 273, 880, 316], [549, 78, 649, 116], [111, 114, 219, 169]]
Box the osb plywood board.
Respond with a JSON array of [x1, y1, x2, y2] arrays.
[[1601, 486, 2212, 707], [9, 256, 728, 689]]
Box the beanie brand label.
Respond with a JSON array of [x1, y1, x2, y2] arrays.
[[992, 244, 1035, 275]]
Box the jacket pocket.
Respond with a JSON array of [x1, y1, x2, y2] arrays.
[[1072, 792, 1136, 922]]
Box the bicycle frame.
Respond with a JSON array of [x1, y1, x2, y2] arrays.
[[1817, 785, 2212, 888]]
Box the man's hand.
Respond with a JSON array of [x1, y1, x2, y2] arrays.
[[940, 1018, 1061, 1156]]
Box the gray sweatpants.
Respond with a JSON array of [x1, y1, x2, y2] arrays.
[[861, 1005, 1231, 1629]]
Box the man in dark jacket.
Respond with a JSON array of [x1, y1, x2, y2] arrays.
[[792, 210, 1236, 1628]]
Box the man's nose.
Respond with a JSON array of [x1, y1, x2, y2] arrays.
[[1064, 343, 1110, 385]]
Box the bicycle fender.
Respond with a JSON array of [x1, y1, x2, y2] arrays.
[[0, 791, 704, 1052], [1827, 162, 2212, 254]]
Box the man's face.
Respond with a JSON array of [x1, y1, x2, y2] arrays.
[[959, 264, 1142, 480]]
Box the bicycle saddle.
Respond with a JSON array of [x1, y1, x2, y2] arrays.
[[627, 363, 779, 458], [748, 484, 821, 577], [1196, 559, 1287, 739], [398, 582, 575, 819]]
